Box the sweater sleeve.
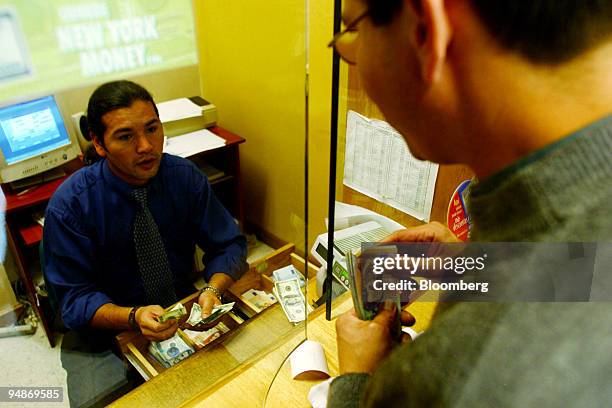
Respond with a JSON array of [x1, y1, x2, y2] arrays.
[[328, 373, 371, 408]]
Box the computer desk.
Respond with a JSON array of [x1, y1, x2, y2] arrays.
[[110, 291, 437, 408], [2, 126, 245, 347]]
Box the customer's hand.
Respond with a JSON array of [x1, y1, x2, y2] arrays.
[[382, 221, 460, 243], [135, 305, 179, 341], [336, 307, 400, 374]]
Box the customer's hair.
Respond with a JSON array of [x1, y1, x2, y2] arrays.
[[366, 0, 612, 63], [84, 80, 158, 148]]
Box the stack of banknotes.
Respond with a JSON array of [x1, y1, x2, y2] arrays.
[[273, 277, 306, 324], [148, 332, 194, 368], [272, 265, 306, 287], [186, 302, 235, 326], [346, 249, 402, 341], [156, 303, 187, 323], [240, 289, 277, 310], [148, 301, 235, 367], [183, 322, 230, 349]]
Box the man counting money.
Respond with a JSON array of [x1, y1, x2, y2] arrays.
[[43, 80, 247, 406]]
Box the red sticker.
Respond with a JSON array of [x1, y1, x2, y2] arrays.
[[447, 180, 471, 241]]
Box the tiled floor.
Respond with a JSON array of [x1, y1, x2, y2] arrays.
[[0, 239, 275, 408], [0, 328, 69, 407]]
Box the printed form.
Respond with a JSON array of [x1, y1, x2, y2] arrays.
[[343, 110, 438, 222]]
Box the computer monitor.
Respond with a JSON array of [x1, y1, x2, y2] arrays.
[[0, 95, 81, 187]]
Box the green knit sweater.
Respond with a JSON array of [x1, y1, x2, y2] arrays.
[[328, 115, 612, 408]]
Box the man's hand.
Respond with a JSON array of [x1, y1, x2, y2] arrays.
[[381, 221, 460, 243], [197, 290, 222, 319], [336, 307, 399, 374], [135, 305, 179, 341], [197, 273, 235, 318]]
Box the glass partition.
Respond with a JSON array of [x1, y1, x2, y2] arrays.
[[0, 0, 309, 406]]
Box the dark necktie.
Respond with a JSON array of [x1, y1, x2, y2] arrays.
[[132, 188, 177, 307]]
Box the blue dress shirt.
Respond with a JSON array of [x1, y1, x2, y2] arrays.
[[43, 154, 248, 330]]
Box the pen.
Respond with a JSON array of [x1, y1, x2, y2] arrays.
[[16, 185, 39, 196]]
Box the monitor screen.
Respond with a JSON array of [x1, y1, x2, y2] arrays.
[[0, 96, 70, 165]]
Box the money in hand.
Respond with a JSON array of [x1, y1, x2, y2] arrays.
[[187, 303, 204, 326], [187, 302, 235, 326], [157, 303, 187, 323], [273, 277, 306, 324]]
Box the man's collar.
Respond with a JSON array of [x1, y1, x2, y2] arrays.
[[101, 156, 164, 198]]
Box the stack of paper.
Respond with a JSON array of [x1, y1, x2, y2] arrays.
[[163, 129, 226, 158], [157, 98, 204, 123]]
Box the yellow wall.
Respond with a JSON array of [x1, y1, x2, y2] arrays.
[[195, 1, 306, 251], [195, 1, 348, 254]]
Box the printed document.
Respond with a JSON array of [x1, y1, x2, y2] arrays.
[[343, 110, 438, 221], [163, 128, 225, 158]]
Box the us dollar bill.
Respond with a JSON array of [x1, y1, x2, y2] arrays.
[[186, 303, 203, 326], [186, 302, 235, 326], [273, 277, 306, 323], [157, 303, 187, 323]]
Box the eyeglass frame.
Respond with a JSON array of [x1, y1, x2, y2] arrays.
[[327, 9, 371, 65]]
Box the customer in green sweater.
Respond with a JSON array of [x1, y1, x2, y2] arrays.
[[328, 0, 612, 406]]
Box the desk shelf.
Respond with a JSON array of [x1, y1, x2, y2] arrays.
[[19, 223, 43, 247]]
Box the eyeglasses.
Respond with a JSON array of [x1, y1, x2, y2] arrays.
[[327, 10, 370, 65]]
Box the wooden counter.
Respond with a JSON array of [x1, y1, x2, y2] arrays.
[[186, 294, 437, 408], [111, 290, 437, 408]]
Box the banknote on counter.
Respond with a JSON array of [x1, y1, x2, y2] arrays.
[[157, 303, 187, 323], [183, 322, 230, 349], [272, 265, 306, 287], [241, 289, 277, 310], [148, 332, 194, 368], [273, 277, 306, 324], [186, 302, 235, 326]]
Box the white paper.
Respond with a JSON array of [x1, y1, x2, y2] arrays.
[[402, 326, 423, 341], [343, 110, 438, 222], [163, 128, 225, 158], [290, 340, 330, 379], [308, 377, 335, 408], [330, 201, 406, 233], [156, 98, 203, 123]]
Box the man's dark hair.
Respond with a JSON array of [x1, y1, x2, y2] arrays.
[[366, 0, 612, 63], [366, 0, 403, 25], [84, 80, 158, 147]]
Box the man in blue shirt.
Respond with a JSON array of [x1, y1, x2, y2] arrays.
[[43, 81, 247, 405], [45, 80, 247, 339], [43, 80, 248, 405]]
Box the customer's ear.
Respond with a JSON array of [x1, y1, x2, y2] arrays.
[[407, 0, 452, 84]]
